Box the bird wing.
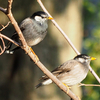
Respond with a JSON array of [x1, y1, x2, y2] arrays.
[[6, 18, 28, 50], [40, 60, 78, 80], [11, 17, 31, 40]]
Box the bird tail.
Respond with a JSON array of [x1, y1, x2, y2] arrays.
[[5, 50, 14, 54], [5, 33, 20, 54], [35, 79, 53, 88], [35, 83, 43, 88], [5, 46, 20, 54]]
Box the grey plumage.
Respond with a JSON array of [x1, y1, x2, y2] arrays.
[[5, 11, 51, 53]]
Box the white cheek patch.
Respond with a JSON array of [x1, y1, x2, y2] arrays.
[[78, 58, 85, 63], [34, 16, 42, 22]]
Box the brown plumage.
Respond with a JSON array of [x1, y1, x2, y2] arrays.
[[36, 54, 96, 88]]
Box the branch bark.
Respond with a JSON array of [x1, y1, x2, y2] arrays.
[[0, 36, 5, 55], [0, 33, 20, 47]]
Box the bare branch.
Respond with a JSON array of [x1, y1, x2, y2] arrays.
[[79, 83, 100, 87], [0, 21, 10, 31], [0, 36, 5, 55], [37, 0, 80, 55], [37, 0, 100, 84], [89, 66, 100, 83], [28, 52, 80, 100], [0, 33, 20, 46], [0, 7, 7, 14], [7, 0, 13, 14], [6, 0, 27, 48]]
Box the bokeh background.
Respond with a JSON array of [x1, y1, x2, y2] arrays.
[[0, 0, 100, 100]]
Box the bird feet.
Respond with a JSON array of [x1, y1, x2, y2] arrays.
[[62, 83, 81, 100], [29, 47, 39, 63], [62, 83, 71, 94]]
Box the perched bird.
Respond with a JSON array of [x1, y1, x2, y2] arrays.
[[36, 54, 96, 88], [5, 11, 52, 54]]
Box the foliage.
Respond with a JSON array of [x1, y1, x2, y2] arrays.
[[82, 0, 100, 100]]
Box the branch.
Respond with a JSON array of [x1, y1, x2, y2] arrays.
[[0, 21, 10, 31], [0, 7, 7, 14], [29, 53, 80, 100], [79, 83, 100, 87], [0, 36, 5, 55], [6, 0, 27, 48], [37, 0, 80, 55], [37, 0, 100, 84], [7, 0, 13, 14], [0, 33, 20, 46]]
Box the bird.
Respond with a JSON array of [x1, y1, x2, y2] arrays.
[[5, 11, 53, 56], [36, 54, 96, 88]]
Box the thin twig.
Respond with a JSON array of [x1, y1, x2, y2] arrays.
[[37, 0, 80, 55], [0, 21, 10, 31], [0, 7, 7, 13], [37, 0, 100, 83], [0, 36, 5, 55], [79, 83, 100, 87], [89, 66, 100, 83], [0, 33, 20, 46]]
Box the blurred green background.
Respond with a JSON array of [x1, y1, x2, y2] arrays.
[[0, 0, 100, 100]]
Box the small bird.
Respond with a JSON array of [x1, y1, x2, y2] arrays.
[[5, 11, 52, 54], [36, 54, 96, 88]]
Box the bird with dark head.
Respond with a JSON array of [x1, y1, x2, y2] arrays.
[[5, 11, 52, 54], [36, 54, 96, 88]]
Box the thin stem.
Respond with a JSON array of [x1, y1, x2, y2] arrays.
[[0, 36, 5, 55], [0, 7, 7, 14], [0, 21, 10, 31], [79, 83, 100, 87], [0, 33, 20, 46], [37, 0, 80, 55]]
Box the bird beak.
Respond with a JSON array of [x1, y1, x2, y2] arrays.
[[47, 16, 53, 20], [90, 57, 96, 60]]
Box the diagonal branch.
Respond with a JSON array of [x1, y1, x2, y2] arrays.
[[79, 83, 100, 87], [7, 0, 13, 14], [37, 0, 100, 84], [0, 33, 20, 46], [0, 7, 7, 14], [0, 21, 10, 31], [0, 36, 5, 55], [37, 0, 80, 55], [6, 0, 27, 48]]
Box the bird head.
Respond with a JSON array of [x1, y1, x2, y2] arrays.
[[31, 11, 53, 24], [74, 54, 96, 64]]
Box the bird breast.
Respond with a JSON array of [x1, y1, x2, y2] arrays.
[[57, 62, 89, 86], [21, 18, 48, 46]]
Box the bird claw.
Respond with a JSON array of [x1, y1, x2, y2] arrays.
[[62, 83, 81, 100], [76, 95, 81, 100], [29, 47, 39, 63], [62, 83, 71, 94]]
